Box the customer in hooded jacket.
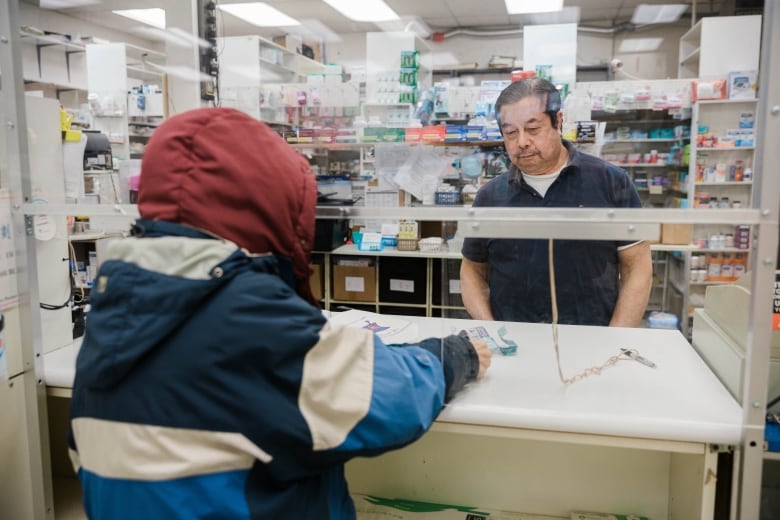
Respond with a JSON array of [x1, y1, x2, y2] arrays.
[[68, 107, 492, 519]]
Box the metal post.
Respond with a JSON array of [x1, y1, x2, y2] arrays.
[[0, 1, 55, 518], [738, 1, 780, 518]]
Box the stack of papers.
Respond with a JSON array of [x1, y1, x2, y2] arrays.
[[330, 310, 420, 345]]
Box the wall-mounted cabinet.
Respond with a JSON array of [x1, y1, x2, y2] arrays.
[[218, 35, 326, 124], [85, 42, 165, 176], [678, 15, 761, 79]]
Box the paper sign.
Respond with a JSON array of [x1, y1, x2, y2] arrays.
[[345, 276, 365, 292], [449, 280, 461, 294], [390, 279, 414, 293]]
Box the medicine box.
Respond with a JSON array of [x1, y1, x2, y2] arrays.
[[728, 70, 757, 100]]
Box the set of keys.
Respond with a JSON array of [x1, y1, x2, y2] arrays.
[[620, 348, 657, 369]]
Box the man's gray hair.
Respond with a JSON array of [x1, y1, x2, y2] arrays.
[[495, 77, 562, 128]]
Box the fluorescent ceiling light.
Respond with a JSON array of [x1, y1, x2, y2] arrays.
[[618, 37, 664, 53], [113, 8, 166, 29], [522, 6, 580, 25], [218, 2, 300, 27], [631, 4, 687, 24], [134, 27, 211, 49], [505, 0, 563, 15], [322, 0, 400, 22], [376, 17, 432, 38], [41, 0, 99, 8]]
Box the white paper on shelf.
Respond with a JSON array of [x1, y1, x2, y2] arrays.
[[63, 134, 87, 199], [393, 145, 448, 202]]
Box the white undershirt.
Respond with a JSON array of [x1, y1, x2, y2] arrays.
[[521, 164, 642, 251], [521, 166, 564, 198]]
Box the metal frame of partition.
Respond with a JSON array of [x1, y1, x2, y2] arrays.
[[2, 0, 779, 518], [0, 1, 55, 518]]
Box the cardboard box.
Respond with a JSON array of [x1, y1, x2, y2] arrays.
[[661, 224, 693, 245], [352, 494, 564, 519], [333, 265, 376, 302], [309, 263, 322, 301]]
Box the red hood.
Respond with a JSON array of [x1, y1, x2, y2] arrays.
[[137, 108, 318, 305]]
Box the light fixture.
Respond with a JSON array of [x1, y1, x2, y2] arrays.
[[41, 0, 99, 7], [322, 0, 399, 22], [376, 16, 432, 38], [505, 0, 563, 15], [618, 37, 664, 53], [134, 27, 211, 50], [113, 8, 166, 29], [523, 6, 580, 25], [217, 2, 300, 27], [631, 4, 687, 24]]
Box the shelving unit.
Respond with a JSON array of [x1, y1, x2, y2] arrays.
[[217, 35, 327, 123], [85, 43, 166, 165], [592, 109, 691, 207], [19, 30, 88, 98], [312, 245, 465, 318], [680, 98, 759, 333], [678, 15, 762, 79]]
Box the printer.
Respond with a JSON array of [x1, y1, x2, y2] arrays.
[[83, 130, 113, 171]]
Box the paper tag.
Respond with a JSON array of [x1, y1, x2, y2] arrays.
[[345, 276, 365, 292], [390, 279, 414, 293], [449, 279, 461, 294]]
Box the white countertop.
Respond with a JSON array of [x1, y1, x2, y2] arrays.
[[44, 338, 82, 389], [43, 317, 742, 446], [402, 317, 742, 446]]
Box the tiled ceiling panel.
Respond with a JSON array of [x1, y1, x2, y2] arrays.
[[53, 0, 731, 38]]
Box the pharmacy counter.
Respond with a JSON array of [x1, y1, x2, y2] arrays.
[[43, 316, 741, 519]]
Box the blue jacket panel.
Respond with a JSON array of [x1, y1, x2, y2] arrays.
[[69, 220, 479, 519]]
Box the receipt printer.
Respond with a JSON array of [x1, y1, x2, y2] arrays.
[[83, 130, 113, 171]]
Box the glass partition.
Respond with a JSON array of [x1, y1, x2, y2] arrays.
[[1, 1, 778, 519]]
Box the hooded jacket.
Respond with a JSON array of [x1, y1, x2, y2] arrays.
[[68, 108, 480, 519]]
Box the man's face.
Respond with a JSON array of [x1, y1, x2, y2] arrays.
[[499, 95, 564, 175]]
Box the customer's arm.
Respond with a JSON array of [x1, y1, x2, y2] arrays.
[[609, 241, 653, 327], [460, 257, 494, 321]]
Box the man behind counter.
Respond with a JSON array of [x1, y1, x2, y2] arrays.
[[460, 78, 653, 327]]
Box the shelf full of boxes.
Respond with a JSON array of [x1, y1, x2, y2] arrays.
[[673, 77, 760, 332], [83, 42, 166, 205]]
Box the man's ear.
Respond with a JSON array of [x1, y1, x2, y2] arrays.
[[556, 110, 563, 133]]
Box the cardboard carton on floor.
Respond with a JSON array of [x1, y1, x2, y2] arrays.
[[570, 512, 649, 520], [352, 494, 565, 520]]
